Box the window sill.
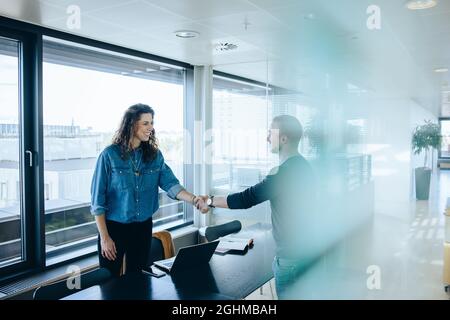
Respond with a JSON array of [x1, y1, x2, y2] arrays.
[[0, 255, 99, 299]]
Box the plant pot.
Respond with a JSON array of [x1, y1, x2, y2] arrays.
[[415, 167, 432, 200]]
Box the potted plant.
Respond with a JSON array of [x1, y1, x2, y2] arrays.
[[412, 120, 442, 200]]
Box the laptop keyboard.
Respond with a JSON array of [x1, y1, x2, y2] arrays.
[[157, 257, 175, 268], [162, 261, 173, 267]]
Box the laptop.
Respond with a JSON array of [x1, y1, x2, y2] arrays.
[[153, 241, 219, 274]]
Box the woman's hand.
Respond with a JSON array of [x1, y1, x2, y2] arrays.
[[100, 235, 117, 261], [194, 195, 209, 214]]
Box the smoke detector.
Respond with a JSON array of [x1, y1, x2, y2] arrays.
[[214, 42, 238, 52]]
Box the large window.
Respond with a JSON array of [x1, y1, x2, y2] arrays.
[[212, 75, 273, 192], [0, 37, 21, 268], [211, 73, 314, 193], [42, 37, 187, 259]]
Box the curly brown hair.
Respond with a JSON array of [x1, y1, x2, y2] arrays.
[[112, 103, 158, 162]]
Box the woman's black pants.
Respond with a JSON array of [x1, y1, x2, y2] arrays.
[[98, 217, 152, 277]]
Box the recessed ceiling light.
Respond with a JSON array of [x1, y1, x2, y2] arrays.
[[405, 0, 437, 10], [304, 13, 316, 20], [174, 30, 200, 38], [434, 67, 448, 73], [146, 68, 157, 72]]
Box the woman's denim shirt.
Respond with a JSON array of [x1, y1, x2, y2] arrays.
[[90, 145, 184, 223]]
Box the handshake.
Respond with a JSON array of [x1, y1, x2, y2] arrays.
[[193, 195, 211, 214]]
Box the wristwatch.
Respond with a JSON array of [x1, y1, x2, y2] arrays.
[[206, 195, 215, 208]]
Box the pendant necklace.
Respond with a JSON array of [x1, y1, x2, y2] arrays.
[[129, 150, 142, 177]]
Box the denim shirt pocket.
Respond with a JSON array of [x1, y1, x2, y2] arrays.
[[141, 167, 160, 191], [110, 167, 133, 190]]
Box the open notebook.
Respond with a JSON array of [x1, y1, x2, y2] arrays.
[[215, 236, 254, 254]]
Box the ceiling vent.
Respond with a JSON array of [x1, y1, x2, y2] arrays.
[[214, 42, 238, 52]]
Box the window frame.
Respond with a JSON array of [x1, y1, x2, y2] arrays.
[[0, 15, 194, 284], [0, 25, 42, 283]]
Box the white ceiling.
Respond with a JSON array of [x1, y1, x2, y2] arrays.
[[1, 0, 449, 116]]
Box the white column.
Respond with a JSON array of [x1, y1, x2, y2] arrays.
[[193, 65, 213, 228]]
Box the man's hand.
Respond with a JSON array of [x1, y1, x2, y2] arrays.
[[194, 195, 209, 214]]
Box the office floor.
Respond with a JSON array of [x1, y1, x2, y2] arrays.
[[247, 169, 450, 300]]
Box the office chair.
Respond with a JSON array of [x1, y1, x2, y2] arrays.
[[33, 267, 112, 300], [150, 230, 175, 263], [120, 230, 175, 274], [204, 220, 242, 242]]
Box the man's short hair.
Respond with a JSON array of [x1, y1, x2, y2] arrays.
[[273, 115, 303, 146]]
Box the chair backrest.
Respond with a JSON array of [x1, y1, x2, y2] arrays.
[[150, 237, 165, 263], [205, 220, 242, 242], [33, 267, 112, 300], [150, 230, 175, 263]]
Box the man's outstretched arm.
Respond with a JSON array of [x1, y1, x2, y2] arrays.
[[197, 172, 280, 212]]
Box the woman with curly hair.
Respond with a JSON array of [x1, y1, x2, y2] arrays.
[[90, 103, 204, 276]]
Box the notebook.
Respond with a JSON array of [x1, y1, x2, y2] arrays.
[[215, 236, 254, 254]]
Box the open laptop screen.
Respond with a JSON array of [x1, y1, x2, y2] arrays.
[[153, 241, 219, 273]]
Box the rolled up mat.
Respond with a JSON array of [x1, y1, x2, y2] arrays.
[[205, 220, 242, 242]]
